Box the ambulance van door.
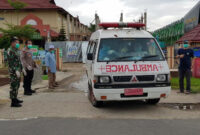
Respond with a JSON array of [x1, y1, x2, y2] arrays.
[[86, 41, 92, 77], [86, 41, 97, 82]]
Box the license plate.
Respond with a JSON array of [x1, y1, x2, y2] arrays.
[[124, 88, 143, 96]]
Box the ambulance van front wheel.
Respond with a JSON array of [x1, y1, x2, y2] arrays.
[[146, 98, 160, 105], [88, 81, 103, 108]]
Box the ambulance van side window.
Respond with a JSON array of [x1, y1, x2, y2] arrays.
[[91, 42, 97, 60], [87, 41, 95, 60], [89, 44, 94, 54], [87, 41, 97, 60], [93, 40, 98, 56], [86, 41, 92, 55]]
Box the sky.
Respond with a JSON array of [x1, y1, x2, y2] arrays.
[[55, 0, 199, 31]]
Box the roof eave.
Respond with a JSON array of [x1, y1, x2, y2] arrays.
[[0, 8, 61, 11]]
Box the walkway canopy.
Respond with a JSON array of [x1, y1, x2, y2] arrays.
[[177, 24, 200, 44]]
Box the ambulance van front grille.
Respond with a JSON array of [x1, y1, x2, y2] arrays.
[[136, 75, 155, 82], [113, 76, 132, 82]]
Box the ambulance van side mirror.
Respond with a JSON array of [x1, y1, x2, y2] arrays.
[[87, 53, 93, 60]]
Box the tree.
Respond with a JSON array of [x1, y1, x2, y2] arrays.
[[88, 23, 96, 33], [58, 24, 67, 41], [0, 23, 36, 39], [0, 23, 36, 49], [0, 36, 10, 50], [7, 0, 27, 10], [7, 0, 27, 25]]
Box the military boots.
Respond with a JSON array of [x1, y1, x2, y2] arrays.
[[11, 99, 22, 107]]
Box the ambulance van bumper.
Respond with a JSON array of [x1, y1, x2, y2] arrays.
[[93, 86, 171, 101]]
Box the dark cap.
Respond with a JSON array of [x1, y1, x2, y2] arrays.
[[10, 36, 19, 43], [184, 41, 188, 44]]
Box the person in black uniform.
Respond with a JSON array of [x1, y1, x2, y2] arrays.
[[20, 40, 37, 95], [177, 41, 194, 94]]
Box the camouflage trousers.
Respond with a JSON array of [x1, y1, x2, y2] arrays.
[[9, 72, 21, 99]]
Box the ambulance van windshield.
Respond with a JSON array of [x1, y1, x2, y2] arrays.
[[98, 38, 164, 62]]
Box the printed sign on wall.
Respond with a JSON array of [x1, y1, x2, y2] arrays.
[[67, 45, 78, 57]]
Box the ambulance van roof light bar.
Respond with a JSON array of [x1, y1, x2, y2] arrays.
[[99, 22, 146, 29]]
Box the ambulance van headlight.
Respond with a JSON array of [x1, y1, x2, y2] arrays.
[[99, 76, 111, 84], [156, 74, 167, 82]]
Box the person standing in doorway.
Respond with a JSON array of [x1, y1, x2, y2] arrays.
[[20, 40, 37, 96], [7, 37, 23, 107], [177, 41, 194, 94], [45, 45, 58, 89]]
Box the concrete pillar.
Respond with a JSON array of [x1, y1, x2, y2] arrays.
[[144, 12, 147, 30], [95, 13, 100, 30], [67, 14, 70, 40], [120, 12, 123, 22]]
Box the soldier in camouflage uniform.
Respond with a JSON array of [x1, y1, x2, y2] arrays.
[[7, 37, 23, 107]]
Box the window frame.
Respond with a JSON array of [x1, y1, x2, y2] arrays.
[[87, 40, 98, 61], [97, 38, 165, 62]]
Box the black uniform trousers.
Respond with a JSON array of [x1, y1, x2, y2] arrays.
[[23, 69, 34, 93], [179, 69, 191, 92]]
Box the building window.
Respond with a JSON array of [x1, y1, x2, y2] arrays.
[[26, 19, 37, 26]]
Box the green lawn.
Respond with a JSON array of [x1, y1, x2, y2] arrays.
[[42, 75, 48, 80], [171, 77, 200, 93]]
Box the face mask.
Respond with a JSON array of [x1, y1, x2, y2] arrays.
[[27, 45, 32, 49], [183, 44, 189, 48], [15, 43, 20, 49], [51, 50, 55, 53]]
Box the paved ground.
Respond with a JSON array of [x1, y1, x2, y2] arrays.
[[0, 118, 200, 135], [0, 63, 200, 134], [0, 71, 73, 102], [0, 63, 200, 120], [1, 91, 200, 120], [161, 90, 200, 104]]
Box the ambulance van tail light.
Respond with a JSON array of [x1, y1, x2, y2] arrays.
[[101, 96, 107, 100], [156, 74, 167, 82], [93, 80, 97, 83], [93, 76, 98, 84], [160, 93, 166, 98], [99, 76, 111, 84]]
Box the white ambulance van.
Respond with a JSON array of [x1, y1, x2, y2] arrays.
[[86, 22, 171, 107]]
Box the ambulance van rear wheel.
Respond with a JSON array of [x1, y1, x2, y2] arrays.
[[88, 81, 103, 108], [146, 98, 160, 105]]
